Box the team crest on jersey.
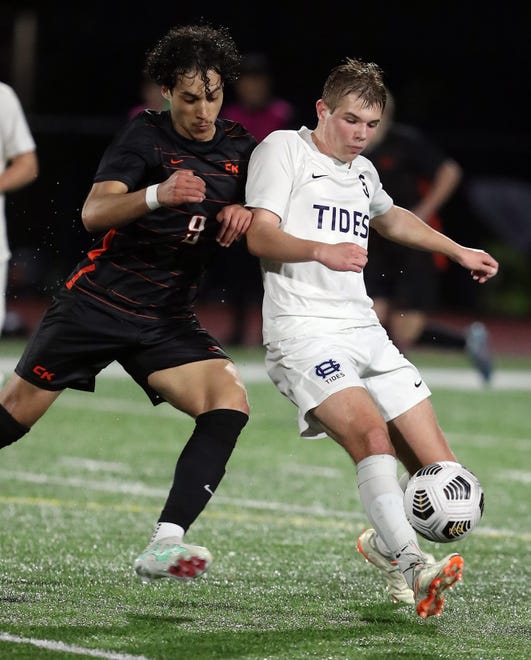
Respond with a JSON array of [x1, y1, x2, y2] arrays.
[[359, 173, 370, 198], [315, 359, 345, 384]]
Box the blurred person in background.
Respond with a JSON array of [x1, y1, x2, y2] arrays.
[[222, 52, 296, 142], [202, 53, 298, 345], [363, 89, 493, 383], [127, 73, 169, 120], [0, 82, 39, 337]]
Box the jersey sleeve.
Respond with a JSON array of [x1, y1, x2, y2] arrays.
[[245, 131, 296, 219], [93, 117, 152, 190], [1, 84, 36, 160]]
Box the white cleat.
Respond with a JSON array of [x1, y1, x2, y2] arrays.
[[357, 528, 414, 604], [134, 537, 212, 582]]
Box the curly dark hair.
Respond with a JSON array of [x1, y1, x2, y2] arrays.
[[145, 23, 242, 93], [322, 57, 387, 112]]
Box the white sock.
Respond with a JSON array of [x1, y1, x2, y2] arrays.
[[398, 470, 410, 493], [150, 522, 185, 543], [357, 454, 422, 588]]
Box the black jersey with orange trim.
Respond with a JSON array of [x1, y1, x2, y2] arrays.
[[365, 123, 453, 271], [65, 110, 257, 320], [365, 123, 447, 211]]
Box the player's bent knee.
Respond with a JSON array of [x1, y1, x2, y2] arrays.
[[0, 404, 30, 448], [366, 426, 393, 451]]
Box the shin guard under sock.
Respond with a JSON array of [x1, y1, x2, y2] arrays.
[[158, 409, 248, 532], [357, 454, 422, 586]]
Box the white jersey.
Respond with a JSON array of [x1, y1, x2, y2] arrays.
[[246, 126, 393, 343], [0, 82, 36, 261]]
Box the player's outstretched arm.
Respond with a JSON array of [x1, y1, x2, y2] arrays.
[[452, 247, 499, 283], [371, 205, 498, 283], [247, 208, 367, 272]]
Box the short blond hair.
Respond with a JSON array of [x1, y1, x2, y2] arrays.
[[321, 58, 387, 113]]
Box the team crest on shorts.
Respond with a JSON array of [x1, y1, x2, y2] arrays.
[[315, 359, 345, 384]]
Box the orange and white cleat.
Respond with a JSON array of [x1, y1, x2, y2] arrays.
[[413, 553, 464, 619]]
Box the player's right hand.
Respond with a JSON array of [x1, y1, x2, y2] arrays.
[[157, 169, 206, 206], [315, 242, 368, 272]]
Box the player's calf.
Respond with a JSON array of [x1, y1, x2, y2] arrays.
[[0, 404, 29, 448]]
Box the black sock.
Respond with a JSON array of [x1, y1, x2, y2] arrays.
[[158, 409, 248, 532], [0, 404, 29, 449], [417, 323, 466, 350]]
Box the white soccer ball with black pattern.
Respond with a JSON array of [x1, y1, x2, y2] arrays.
[[404, 461, 484, 543]]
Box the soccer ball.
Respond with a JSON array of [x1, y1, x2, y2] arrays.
[[404, 461, 484, 543]]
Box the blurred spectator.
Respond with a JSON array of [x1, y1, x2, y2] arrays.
[[363, 89, 493, 383], [128, 74, 168, 120], [0, 81, 39, 336], [201, 54, 297, 345], [222, 52, 296, 141]]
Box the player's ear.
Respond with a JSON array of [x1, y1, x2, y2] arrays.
[[316, 98, 328, 120], [161, 87, 172, 101]]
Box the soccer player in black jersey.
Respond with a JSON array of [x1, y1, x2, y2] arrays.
[[0, 24, 257, 582]]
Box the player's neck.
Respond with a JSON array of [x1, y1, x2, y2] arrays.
[[311, 130, 353, 168], [310, 130, 328, 156]]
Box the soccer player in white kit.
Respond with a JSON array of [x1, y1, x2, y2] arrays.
[[0, 82, 39, 335], [245, 58, 498, 618]]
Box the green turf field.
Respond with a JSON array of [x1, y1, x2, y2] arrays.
[[0, 344, 530, 659]]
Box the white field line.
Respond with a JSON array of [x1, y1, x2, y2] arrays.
[[1, 357, 531, 389], [0, 633, 153, 660], [59, 456, 131, 473], [0, 468, 364, 520], [57, 393, 186, 418], [19, 386, 531, 454], [1, 468, 530, 540]]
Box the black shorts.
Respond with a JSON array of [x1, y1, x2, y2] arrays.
[[364, 235, 438, 312], [15, 288, 231, 405]]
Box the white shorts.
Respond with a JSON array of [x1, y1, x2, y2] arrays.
[[265, 325, 431, 439]]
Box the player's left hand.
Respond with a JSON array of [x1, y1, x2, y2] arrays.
[[458, 248, 499, 283], [215, 204, 253, 247]]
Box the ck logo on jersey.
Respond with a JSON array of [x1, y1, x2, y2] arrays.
[[32, 364, 55, 381], [224, 162, 239, 174], [315, 359, 345, 384]]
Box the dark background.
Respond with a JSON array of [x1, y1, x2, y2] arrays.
[[1, 0, 530, 321]]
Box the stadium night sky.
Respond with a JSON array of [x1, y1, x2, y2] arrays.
[[2, 3, 529, 127], [0, 1, 529, 180]]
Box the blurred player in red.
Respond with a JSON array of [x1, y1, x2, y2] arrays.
[[127, 74, 168, 121], [222, 52, 296, 143]]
